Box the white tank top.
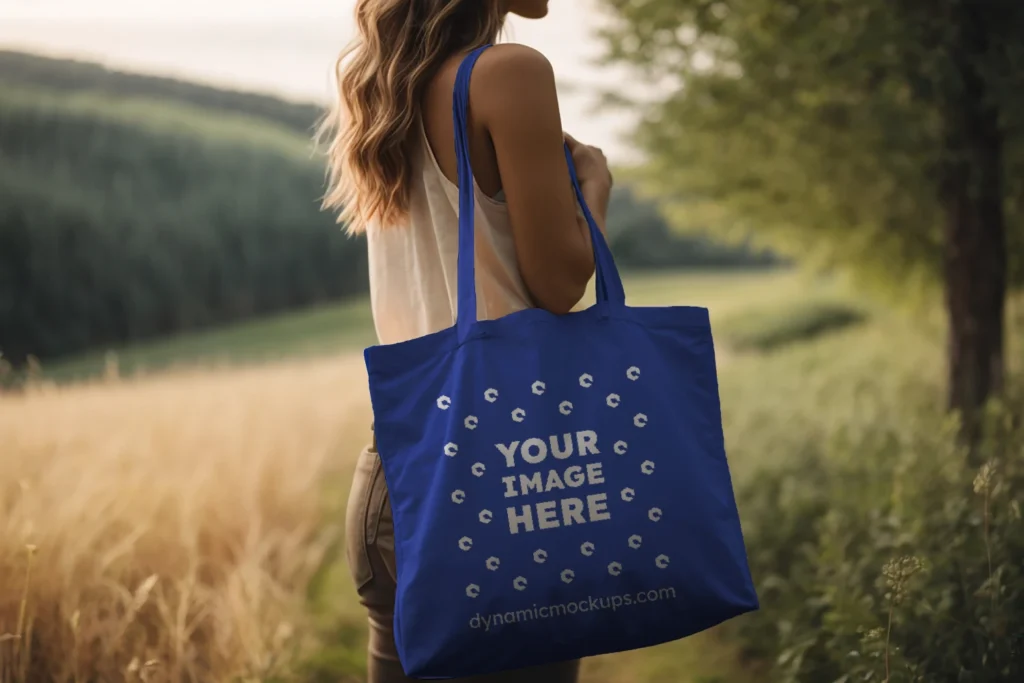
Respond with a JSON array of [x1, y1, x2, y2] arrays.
[[366, 120, 533, 345]]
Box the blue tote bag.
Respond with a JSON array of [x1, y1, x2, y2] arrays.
[[364, 45, 758, 679]]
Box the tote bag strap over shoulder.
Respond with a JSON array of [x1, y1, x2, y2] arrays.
[[452, 45, 626, 342]]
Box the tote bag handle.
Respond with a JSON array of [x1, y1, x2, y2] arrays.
[[453, 45, 626, 342]]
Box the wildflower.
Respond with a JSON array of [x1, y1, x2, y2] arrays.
[[973, 461, 997, 495], [883, 555, 923, 605], [862, 627, 885, 642]]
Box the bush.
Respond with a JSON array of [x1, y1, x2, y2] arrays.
[[736, 382, 1024, 682]]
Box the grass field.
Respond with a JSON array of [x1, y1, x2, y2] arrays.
[[2, 269, 992, 683], [39, 297, 377, 384], [39, 269, 852, 383]]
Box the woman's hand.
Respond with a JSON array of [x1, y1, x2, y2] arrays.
[[563, 133, 613, 192], [563, 132, 612, 235]]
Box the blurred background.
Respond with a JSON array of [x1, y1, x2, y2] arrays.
[[0, 1, 1022, 682]]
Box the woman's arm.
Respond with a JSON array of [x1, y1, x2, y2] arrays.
[[474, 45, 613, 315]]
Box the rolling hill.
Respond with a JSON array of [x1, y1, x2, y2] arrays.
[[0, 49, 774, 366]]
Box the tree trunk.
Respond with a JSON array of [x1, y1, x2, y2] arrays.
[[940, 4, 1008, 448]]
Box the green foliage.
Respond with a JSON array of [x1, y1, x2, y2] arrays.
[[737, 387, 1024, 682], [703, 293, 1024, 683], [717, 299, 868, 352], [0, 85, 367, 364], [596, 0, 1024, 293], [704, 295, 1024, 681]]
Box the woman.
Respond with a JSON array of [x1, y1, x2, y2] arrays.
[[320, 1, 613, 680]]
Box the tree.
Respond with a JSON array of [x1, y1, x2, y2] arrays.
[[597, 0, 1024, 439]]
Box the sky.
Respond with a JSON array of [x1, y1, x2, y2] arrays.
[[0, 0, 643, 161]]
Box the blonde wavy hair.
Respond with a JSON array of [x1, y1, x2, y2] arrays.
[[319, 0, 506, 234]]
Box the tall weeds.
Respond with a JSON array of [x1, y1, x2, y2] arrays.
[[736, 384, 1024, 682]]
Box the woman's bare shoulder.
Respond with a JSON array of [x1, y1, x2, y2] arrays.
[[472, 43, 558, 120], [476, 43, 554, 85], [479, 43, 552, 70]]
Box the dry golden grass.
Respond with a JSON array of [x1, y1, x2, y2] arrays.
[[0, 354, 372, 682], [0, 342, 758, 683]]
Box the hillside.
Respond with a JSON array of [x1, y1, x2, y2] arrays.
[[0, 49, 324, 135], [0, 69, 365, 364], [0, 50, 775, 366]]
